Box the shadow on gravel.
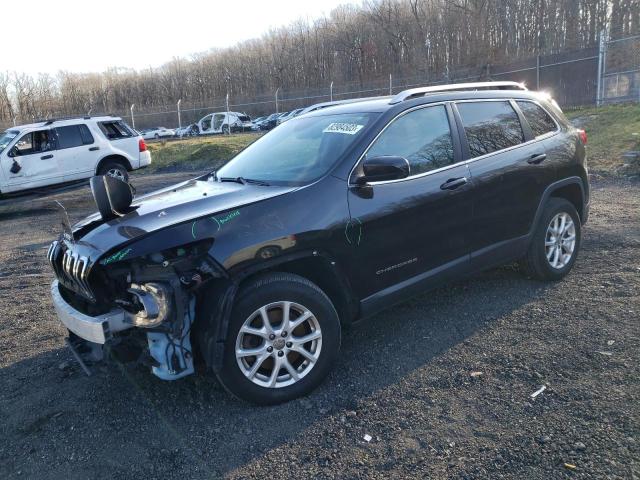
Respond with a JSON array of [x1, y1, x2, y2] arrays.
[[0, 266, 553, 479]]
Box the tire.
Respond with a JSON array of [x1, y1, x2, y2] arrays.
[[98, 160, 129, 183], [520, 197, 581, 281], [154, 133, 160, 139], [216, 273, 341, 405]]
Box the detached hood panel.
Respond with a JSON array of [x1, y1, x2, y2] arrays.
[[72, 177, 296, 252]]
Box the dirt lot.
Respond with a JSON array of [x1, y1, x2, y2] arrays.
[[0, 172, 638, 479]]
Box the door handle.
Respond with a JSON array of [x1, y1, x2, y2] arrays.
[[89, 146, 100, 151], [527, 153, 547, 164], [40, 154, 54, 160], [440, 176, 468, 190]]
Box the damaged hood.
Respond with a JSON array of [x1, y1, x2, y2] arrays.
[[70, 176, 297, 253]]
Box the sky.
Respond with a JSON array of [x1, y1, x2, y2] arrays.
[[7, 0, 355, 76]]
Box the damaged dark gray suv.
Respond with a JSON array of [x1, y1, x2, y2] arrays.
[[48, 82, 590, 404]]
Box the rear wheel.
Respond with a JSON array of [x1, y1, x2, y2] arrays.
[[520, 197, 581, 280], [98, 160, 129, 183], [216, 273, 341, 405]]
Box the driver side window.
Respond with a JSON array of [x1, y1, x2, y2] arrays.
[[367, 105, 454, 176], [13, 130, 54, 156]]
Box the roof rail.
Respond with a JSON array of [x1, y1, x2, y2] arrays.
[[389, 81, 527, 104]]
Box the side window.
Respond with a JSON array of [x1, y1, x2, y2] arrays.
[[13, 130, 53, 155], [457, 101, 525, 157], [516, 101, 558, 137], [98, 121, 133, 140], [367, 105, 454, 175], [201, 115, 212, 130], [79, 124, 94, 144], [56, 125, 87, 149]]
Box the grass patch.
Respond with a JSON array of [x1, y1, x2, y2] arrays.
[[565, 103, 640, 174], [144, 133, 261, 173]]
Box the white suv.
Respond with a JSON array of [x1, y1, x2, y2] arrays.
[[0, 116, 151, 195]]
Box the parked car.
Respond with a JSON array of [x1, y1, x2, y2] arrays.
[[276, 108, 304, 125], [0, 116, 149, 195], [47, 82, 589, 405], [175, 124, 199, 137], [197, 112, 254, 135], [260, 112, 286, 131], [140, 127, 175, 140]]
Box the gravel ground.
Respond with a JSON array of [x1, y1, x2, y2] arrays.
[[0, 172, 638, 479]]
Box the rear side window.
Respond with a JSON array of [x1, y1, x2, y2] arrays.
[[99, 121, 134, 140], [457, 101, 525, 157], [516, 101, 558, 137], [367, 105, 454, 175], [56, 125, 93, 149]]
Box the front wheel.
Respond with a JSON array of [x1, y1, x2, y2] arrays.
[[520, 197, 581, 280], [216, 273, 341, 405]]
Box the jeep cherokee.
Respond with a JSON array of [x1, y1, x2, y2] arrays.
[[47, 82, 589, 405]]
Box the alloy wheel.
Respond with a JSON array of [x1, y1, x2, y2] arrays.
[[235, 301, 322, 388], [106, 168, 126, 182], [545, 212, 576, 269]]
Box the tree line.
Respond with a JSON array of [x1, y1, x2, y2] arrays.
[[1, 0, 637, 126]]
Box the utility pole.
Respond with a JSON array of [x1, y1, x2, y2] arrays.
[[130, 104, 135, 129], [275, 88, 280, 113], [536, 55, 540, 90], [330, 81, 334, 101], [177, 99, 182, 129], [389, 74, 393, 95]]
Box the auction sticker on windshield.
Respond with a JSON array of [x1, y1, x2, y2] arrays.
[[323, 123, 364, 135]]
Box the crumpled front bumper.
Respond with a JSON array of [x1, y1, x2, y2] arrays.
[[51, 280, 133, 344]]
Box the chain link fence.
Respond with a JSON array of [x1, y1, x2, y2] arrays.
[[600, 34, 640, 104], [2, 33, 638, 131]]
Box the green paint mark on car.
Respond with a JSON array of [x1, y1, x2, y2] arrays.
[[101, 248, 132, 265]]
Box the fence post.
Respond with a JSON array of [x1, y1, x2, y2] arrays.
[[389, 74, 392, 95], [177, 99, 182, 129], [275, 88, 280, 113], [225, 92, 230, 135], [130, 104, 135, 129], [330, 81, 333, 101], [596, 29, 606, 107], [536, 55, 540, 90]]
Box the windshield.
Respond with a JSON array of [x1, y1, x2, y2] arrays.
[[217, 112, 378, 185], [0, 130, 19, 154]]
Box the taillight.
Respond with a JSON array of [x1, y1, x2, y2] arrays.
[[139, 139, 147, 152], [577, 129, 587, 145]]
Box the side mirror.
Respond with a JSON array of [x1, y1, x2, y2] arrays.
[[357, 155, 410, 184], [7, 146, 17, 158]]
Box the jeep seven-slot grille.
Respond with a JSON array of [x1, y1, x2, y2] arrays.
[[47, 241, 95, 301]]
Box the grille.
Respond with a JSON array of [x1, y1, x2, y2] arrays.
[[47, 240, 95, 301]]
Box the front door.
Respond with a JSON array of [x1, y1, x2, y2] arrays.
[[2, 129, 59, 191], [346, 104, 474, 301]]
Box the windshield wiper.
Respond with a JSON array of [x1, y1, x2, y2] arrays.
[[218, 176, 270, 186]]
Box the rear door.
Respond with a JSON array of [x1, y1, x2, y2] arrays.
[[455, 99, 555, 267], [346, 103, 473, 301], [54, 124, 99, 181]]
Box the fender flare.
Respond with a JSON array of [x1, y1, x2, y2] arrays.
[[197, 249, 354, 374], [95, 154, 133, 175], [529, 176, 586, 237]]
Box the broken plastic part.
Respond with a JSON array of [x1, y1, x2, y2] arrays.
[[147, 297, 195, 380], [128, 282, 172, 328]]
